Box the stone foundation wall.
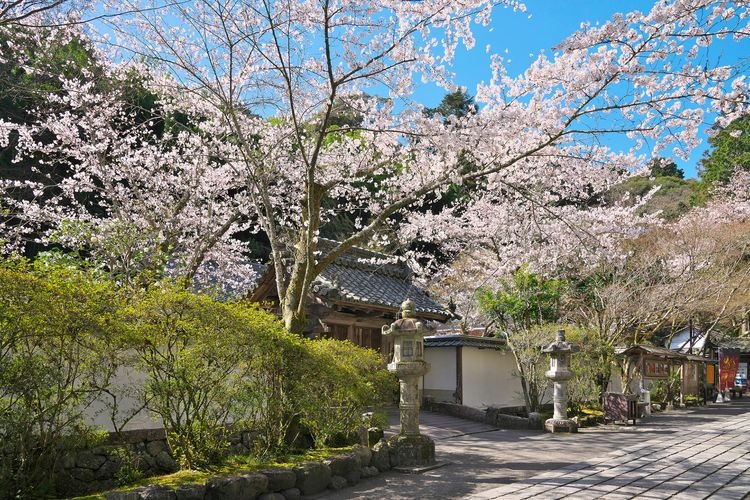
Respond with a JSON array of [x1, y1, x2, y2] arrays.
[[55, 428, 256, 497], [423, 398, 544, 430], [107, 441, 396, 500]]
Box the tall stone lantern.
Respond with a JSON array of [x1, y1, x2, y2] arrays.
[[542, 329, 580, 433], [382, 299, 435, 467]]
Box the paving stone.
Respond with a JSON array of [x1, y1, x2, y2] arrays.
[[634, 492, 673, 499], [709, 485, 750, 500], [542, 486, 588, 500], [586, 484, 619, 493], [600, 476, 637, 488], [335, 401, 750, 500], [612, 485, 647, 494], [671, 492, 711, 500]]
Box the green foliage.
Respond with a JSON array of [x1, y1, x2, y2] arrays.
[[425, 90, 475, 119], [111, 446, 145, 486], [649, 370, 681, 405], [478, 268, 565, 413], [122, 286, 274, 469], [683, 394, 700, 406], [477, 266, 565, 331], [122, 285, 394, 466], [0, 258, 122, 498], [699, 114, 750, 189], [500, 326, 555, 413], [507, 323, 610, 415], [0, 259, 395, 493], [606, 174, 699, 220], [562, 326, 612, 412], [237, 316, 310, 454], [648, 157, 684, 179], [297, 339, 396, 448], [363, 408, 390, 431]]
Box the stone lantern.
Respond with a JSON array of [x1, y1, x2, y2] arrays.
[[542, 329, 580, 433], [381, 299, 435, 467]]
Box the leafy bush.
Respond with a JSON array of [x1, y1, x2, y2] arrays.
[[564, 326, 612, 414], [510, 323, 607, 416], [296, 339, 396, 448], [684, 394, 701, 406], [122, 286, 285, 469], [122, 286, 395, 465], [233, 310, 309, 455], [0, 260, 396, 489], [0, 258, 122, 498], [649, 371, 681, 405]]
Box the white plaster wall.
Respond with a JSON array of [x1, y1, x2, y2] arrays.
[[85, 365, 162, 432], [461, 348, 525, 409], [423, 347, 457, 402]]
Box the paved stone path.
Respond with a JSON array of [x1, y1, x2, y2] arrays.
[[324, 399, 750, 499], [470, 409, 750, 499]]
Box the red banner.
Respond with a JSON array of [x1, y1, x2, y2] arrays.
[[719, 348, 740, 391]]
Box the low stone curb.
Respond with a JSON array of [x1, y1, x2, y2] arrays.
[[423, 400, 544, 430], [107, 440, 393, 500]]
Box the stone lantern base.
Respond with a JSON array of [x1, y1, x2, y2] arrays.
[[387, 434, 436, 467], [545, 417, 578, 433]]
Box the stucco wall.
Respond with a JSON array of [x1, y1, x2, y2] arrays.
[[423, 347, 457, 403], [423, 345, 527, 409], [86, 365, 162, 432], [461, 348, 524, 409]]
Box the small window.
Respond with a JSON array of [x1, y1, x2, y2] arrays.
[[403, 340, 414, 358], [415, 341, 423, 357]]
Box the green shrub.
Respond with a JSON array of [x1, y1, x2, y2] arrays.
[[649, 379, 666, 404], [0, 259, 397, 488], [296, 339, 396, 448], [0, 258, 122, 498], [121, 286, 287, 469], [649, 371, 681, 406], [684, 394, 700, 406], [232, 313, 307, 455]]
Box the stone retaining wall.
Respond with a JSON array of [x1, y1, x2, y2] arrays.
[[106, 440, 396, 500], [55, 428, 256, 497], [423, 399, 544, 430]]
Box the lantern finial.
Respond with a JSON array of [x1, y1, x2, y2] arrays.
[[401, 298, 416, 319]]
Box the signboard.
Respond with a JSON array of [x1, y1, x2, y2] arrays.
[[644, 359, 670, 378], [739, 362, 748, 379], [719, 348, 740, 391], [707, 363, 716, 385]]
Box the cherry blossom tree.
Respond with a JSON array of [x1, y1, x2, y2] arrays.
[[2, 0, 749, 333], [0, 1, 71, 26]]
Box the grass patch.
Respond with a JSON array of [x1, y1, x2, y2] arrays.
[[71, 446, 356, 499], [581, 407, 603, 416]]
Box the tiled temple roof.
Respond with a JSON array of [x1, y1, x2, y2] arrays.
[[424, 334, 506, 349], [311, 239, 451, 321]]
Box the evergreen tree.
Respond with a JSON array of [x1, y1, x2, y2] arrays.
[[425, 89, 475, 120], [649, 157, 684, 179], [699, 115, 750, 187]]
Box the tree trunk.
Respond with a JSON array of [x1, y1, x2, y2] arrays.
[[281, 277, 309, 334], [282, 302, 308, 334], [508, 341, 534, 414]]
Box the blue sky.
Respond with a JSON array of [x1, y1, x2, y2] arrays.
[[416, 0, 748, 178]]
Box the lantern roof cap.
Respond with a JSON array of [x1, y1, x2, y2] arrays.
[[542, 329, 580, 354]]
